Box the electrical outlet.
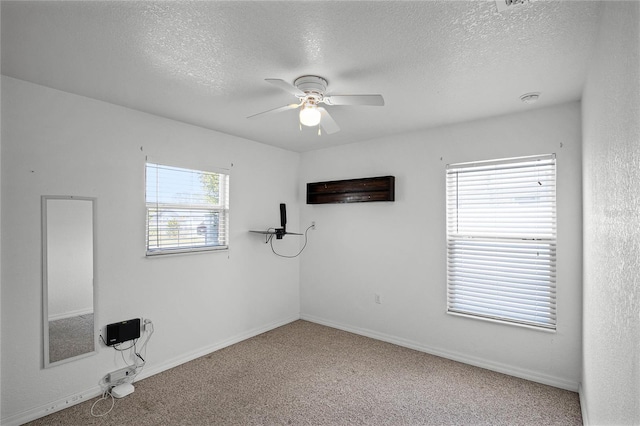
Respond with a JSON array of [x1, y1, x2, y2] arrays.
[[107, 366, 136, 384], [495, 0, 529, 13], [68, 395, 83, 403], [375, 293, 381, 304]]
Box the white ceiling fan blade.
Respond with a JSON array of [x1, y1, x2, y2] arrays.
[[323, 94, 385, 106], [265, 79, 306, 98], [318, 107, 340, 134], [247, 103, 299, 119]]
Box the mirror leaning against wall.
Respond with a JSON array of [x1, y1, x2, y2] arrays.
[[42, 196, 97, 368]]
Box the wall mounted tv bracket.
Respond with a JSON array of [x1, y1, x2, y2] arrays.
[[250, 203, 302, 240]]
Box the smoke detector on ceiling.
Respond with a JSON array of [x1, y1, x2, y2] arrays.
[[520, 92, 541, 104], [495, 0, 531, 13]]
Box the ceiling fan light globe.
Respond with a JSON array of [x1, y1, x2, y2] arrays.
[[299, 106, 321, 127]]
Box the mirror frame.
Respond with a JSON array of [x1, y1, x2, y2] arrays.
[[42, 195, 98, 368]]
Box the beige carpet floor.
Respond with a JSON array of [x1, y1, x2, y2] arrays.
[[48, 313, 94, 364], [27, 320, 582, 425]]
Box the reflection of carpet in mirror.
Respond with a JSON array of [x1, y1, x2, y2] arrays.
[[49, 314, 94, 363]]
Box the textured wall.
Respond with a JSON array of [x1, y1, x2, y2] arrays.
[[581, 1, 640, 425]]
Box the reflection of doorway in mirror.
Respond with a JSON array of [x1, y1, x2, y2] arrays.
[[47, 199, 93, 320], [43, 196, 96, 367]]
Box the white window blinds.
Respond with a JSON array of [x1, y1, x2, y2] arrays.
[[446, 154, 556, 329], [146, 162, 229, 255]]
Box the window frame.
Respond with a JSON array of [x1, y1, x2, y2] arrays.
[[145, 161, 230, 257], [445, 154, 557, 330]]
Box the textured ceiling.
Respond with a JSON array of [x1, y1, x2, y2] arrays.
[[1, 1, 602, 152]]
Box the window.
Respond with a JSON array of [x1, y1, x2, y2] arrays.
[[145, 162, 229, 256], [446, 154, 556, 330]]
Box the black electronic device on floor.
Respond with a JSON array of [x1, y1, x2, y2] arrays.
[[106, 318, 141, 346]]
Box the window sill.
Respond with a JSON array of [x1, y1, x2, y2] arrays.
[[446, 311, 556, 333], [145, 245, 229, 257]]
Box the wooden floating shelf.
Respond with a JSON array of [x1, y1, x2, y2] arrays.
[[306, 176, 395, 204]]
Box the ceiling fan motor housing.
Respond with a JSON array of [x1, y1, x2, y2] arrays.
[[294, 75, 328, 97]]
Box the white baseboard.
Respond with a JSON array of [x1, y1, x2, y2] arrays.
[[300, 314, 579, 392], [0, 386, 103, 426], [5, 314, 578, 425], [48, 308, 94, 322], [1, 315, 299, 426], [579, 383, 589, 425], [133, 314, 299, 383]]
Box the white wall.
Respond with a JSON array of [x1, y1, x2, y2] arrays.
[[0, 76, 302, 423], [581, 1, 640, 425], [300, 102, 583, 390]]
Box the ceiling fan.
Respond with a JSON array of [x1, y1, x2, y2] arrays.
[[247, 75, 384, 135]]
